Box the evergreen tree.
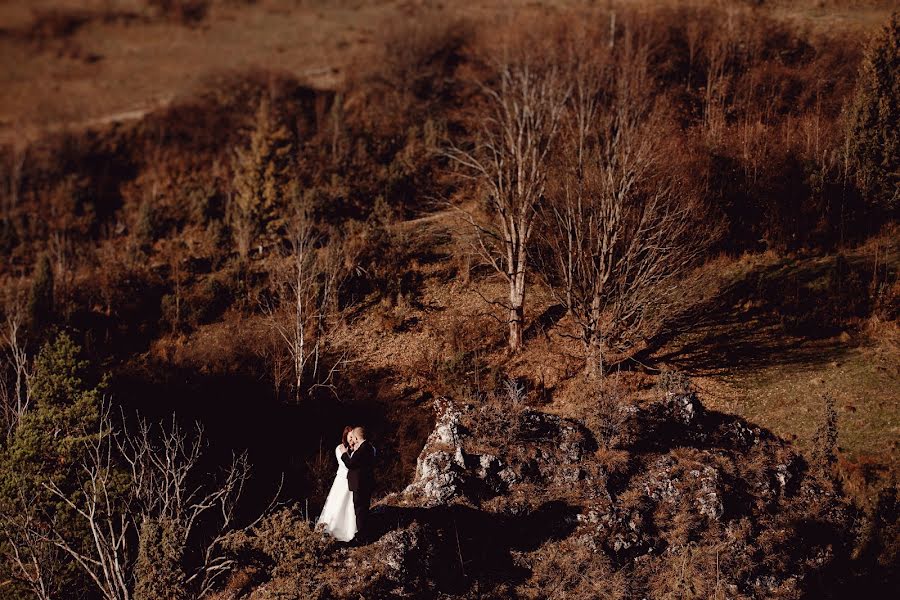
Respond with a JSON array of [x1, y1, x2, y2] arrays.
[[27, 253, 53, 332], [229, 96, 295, 260], [847, 12, 899, 211], [0, 333, 106, 599]]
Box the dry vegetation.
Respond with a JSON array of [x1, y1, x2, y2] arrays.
[[0, 0, 897, 599]]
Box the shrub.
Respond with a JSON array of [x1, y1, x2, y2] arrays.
[[657, 369, 693, 395], [872, 277, 900, 321], [812, 393, 840, 484], [340, 199, 418, 308], [135, 198, 159, 248], [222, 506, 333, 600], [134, 517, 188, 600]]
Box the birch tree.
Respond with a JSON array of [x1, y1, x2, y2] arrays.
[[1, 305, 31, 438], [447, 61, 569, 352], [542, 41, 710, 375], [263, 201, 347, 402]]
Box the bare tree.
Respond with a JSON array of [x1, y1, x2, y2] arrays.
[[446, 60, 569, 352], [553, 24, 611, 313], [116, 415, 254, 599], [0, 488, 63, 600], [701, 14, 739, 145], [35, 401, 263, 600], [542, 41, 710, 375], [262, 203, 346, 402], [1, 305, 32, 438], [159, 238, 190, 333], [43, 402, 132, 600]]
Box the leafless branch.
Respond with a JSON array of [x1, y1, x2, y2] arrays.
[[0, 487, 62, 600], [1, 303, 31, 439], [261, 203, 349, 402], [539, 38, 712, 375], [445, 59, 570, 351]]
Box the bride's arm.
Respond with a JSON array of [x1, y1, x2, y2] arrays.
[[340, 443, 372, 470]]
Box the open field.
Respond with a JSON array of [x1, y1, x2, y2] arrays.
[[1, 0, 895, 144]]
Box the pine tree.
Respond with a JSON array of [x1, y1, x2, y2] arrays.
[[229, 96, 294, 260], [846, 12, 899, 211], [27, 253, 54, 331], [0, 333, 106, 599]]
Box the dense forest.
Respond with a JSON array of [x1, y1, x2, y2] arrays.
[[0, 1, 897, 599]]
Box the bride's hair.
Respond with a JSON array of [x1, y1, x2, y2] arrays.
[[341, 426, 353, 446]]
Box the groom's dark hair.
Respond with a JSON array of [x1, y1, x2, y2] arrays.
[[353, 425, 367, 440]]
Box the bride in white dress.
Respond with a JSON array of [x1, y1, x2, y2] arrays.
[[317, 427, 357, 542]]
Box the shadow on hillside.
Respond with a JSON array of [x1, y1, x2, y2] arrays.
[[366, 501, 578, 594], [525, 303, 567, 341], [111, 359, 434, 517], [630, 252, 879, 376]]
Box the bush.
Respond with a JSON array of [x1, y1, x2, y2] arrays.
[[135, 198, 159, 248], [27, 253, 54, 332], [222, 506, 333, 600], [134, 517, 188, 600], [656, 369, 693, 395], [812, 393, 840, 484]]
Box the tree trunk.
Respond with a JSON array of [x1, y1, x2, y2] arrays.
[[585, 335, 604, 378], [585, 294, 604, 377], [508, 304, 524, 352], [508, 268, 526, 352]]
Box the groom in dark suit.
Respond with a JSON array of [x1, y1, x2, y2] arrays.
[[341, 426, 376, 544]]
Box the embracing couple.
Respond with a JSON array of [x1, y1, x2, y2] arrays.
[[317, 426, 376, 545]]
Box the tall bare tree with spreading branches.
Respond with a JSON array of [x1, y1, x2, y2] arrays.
[[447, 60, 570, 352], [542, 38, 711, 375]]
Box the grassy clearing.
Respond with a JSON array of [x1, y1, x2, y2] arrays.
[[661, 230, 900, 483], [697, 336, 898, 466]]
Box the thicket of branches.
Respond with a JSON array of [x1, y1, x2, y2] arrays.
[[0, 332, 272, 600]]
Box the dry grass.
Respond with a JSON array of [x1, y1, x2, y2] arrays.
[[0, 2, 896, 595], [1, 0, 894, 145], [666, 230, 900, 488]]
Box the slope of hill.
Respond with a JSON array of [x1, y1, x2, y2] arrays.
[[0, 1, 897, 599]]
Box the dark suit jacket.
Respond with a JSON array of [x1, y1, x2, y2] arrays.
[[341, 440, 376, 494]]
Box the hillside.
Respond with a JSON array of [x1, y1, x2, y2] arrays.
[[0, 1, 897, 599]]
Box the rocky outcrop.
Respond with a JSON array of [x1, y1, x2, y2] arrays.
[[242, 391, 857, 600], [357, 392, 855, 598], [397, 397, 599, 508]]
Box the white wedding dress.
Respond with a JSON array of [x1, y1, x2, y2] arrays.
[[317, 445, 357, 542]]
